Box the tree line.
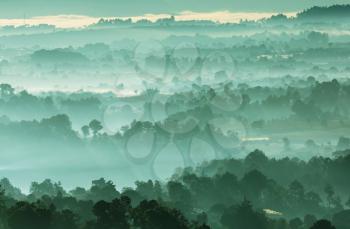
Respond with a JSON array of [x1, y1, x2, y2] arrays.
[[0, 150, 349, 229]]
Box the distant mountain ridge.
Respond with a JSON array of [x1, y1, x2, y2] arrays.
[[92, 4, 350, 27], [297, 4, 350, 20]]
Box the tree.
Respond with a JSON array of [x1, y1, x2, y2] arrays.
[[324, 184, 342, 210], [214, 172, 240, 204], [304, 214, 317, 229], [88, 178, 120, 202], [135, 180, 157, 200], [307, 31, 329, 46], [41, 114, 73, 135], [289, 217, 303, 229], [92, 196, 131, 229], [304, 192, 322, 213], [324, 184, 335, 208], [167, 181, 193, 215], [291, 100, 321, 123], [0, 186, 7, 229], [0, 83, 14, 99], [51, 209, 79, 229], [92, 200, 111, 229], [240, 170, 268, 202], [132, 200, 189, 229], [221, 199, 269, 229], [310, 220, 336, 229], [81, 125, 90, 138], [0, 178, 25, 200], [288, 180, 305, 201], [121, 188, 145, 207], [70, 187, 88, 200], [30, 179, 66, 198], [7, 202, 52, 229], [245, 150, 269, 168], [89, 120, 103, 136]]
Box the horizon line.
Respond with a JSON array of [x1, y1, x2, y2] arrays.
[[0, 11, 298, 29]]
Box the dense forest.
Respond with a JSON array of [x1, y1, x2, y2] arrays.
[[0, 150, 349, 229], [1, 3, 350, 229], [1, 77, 350, 229]]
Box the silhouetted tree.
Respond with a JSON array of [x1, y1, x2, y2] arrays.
[[0, 186, 7, 229], [30, 179, 66, 198], [7, 202, 52, 229], [51, 209, 79, 229], [167, 181, 193, 215], [88, 178, 120, 202], [221, 199, 269, 229], [81, 125, 90, 138], [310, 220, 336, 229], [132, 200, 189, 229], [93, 196, 131, 229], [240, 170, 268, 203], [0, 84, 14, 100], [304, 214, 317, 228], [89, 120, 103, 136], [289, 217, 303, 229]]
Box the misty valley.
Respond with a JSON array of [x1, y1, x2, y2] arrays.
[[0, 4, 350, 229]]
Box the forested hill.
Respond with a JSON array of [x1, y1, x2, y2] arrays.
[[297, 5, 350, 21]]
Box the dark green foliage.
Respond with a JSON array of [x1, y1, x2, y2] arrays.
[[132, 200, 189, 229], [0, 151, 349, 229], [221, 199, 269, 229], [332, 210, 350, 229], [297, 5, 350, 21], [310, 220, 336, 229], [30, 179, 66, 198], [89, 120, 103, 136], [92, 197, 131, 229], [7, 202, 52, 229]]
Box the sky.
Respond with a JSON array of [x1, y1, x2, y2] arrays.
[[0, 0, 349, 28], [0, 0, 349, 18]]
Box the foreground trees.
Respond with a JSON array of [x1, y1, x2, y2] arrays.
[[0, 149, 349, 229], [0, 190, 208, 229], [221, 199, 269, 229], [0, 175, 347, 229], [310, 220, 336, 229]]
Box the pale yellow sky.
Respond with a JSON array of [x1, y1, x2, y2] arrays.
[[0, 11, 297, 28]]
